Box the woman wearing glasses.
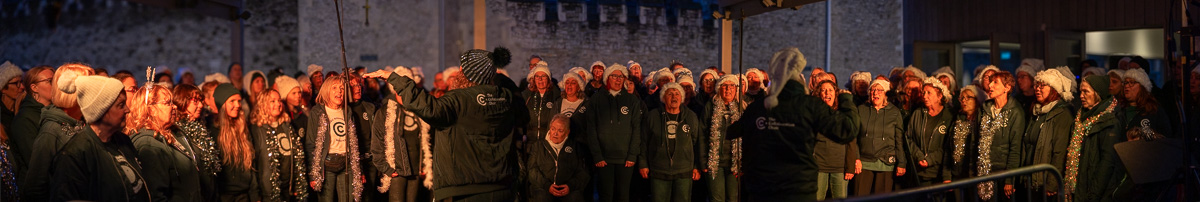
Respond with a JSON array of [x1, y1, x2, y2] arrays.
[[128, 84, 204, 201]]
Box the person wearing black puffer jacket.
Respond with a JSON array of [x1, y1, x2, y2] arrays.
[[727, 48, 860, 202], [365, 48, 530, 201]]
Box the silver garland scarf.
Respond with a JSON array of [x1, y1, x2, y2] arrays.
[[707, 98, 744, 179], [977, 106, 1009, 200]]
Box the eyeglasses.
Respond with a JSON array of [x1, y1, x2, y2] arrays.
[[33, 78, 52, 85], [608, 75, 627, 80]]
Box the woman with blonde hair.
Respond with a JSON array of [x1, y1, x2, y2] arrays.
[[20, 63, 92, 201], [305, 75, 362, 202], [172, 84, 222, 201], [251, 88, 308, 201], [212, 83, 261, 201], [127, 84, 204, 201]]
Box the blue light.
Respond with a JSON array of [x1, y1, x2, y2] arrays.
[[1000, 51, 1012, 60]]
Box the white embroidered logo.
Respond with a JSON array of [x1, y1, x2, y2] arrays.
[[1140, 119, 1151, 128], [564, 146, 573, 153], [682, 124, 691, 133], [755, 117, 767, 130], [546, 102, 553, 108], [620, 106, 629, 115], [937, 125, 947, 134]]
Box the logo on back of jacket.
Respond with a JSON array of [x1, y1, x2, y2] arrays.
[[755, 116, 794, 130], [476, 93, 508, 106]]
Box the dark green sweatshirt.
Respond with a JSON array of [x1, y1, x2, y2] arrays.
[[20, 106, 85, 202], [638, 107, 702, 179], [52, 129, 150, 202], [131, 129, 203, 202], [584, 90, 645, 164]]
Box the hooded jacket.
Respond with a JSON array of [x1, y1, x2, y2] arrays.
[[386, 72, 529, 200], [638, 107, 703, 179], [979, 96, 1027, 186], [728, 80, 860, 198], [856, 102, 905, 170], [131, 129, 203, 202], [700, 95, 748, 176], [51, 128, 150, 202], [305, 105, 363, 198], [1021, 100, 1072, 191], [20, 106, 87, 201], [1072, 98, 1125, 202], [173, 119, 221, 201]]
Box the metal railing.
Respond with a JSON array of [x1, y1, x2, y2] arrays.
[[835, 164, 1064, 202]]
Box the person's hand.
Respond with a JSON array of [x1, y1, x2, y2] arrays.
[[361, 175, 366, 184], [549, 184, 566, 197], [896, 167, 906, 176], [733, 172, 741, 178], [391, 172, 399, 177], [559, 185, 570, 196], [625, 161, 635, 167], [844, 173, 854, 180], [1004, 185, 1014, 197], [595, 161, 607, 167], [693, 169, 701, 181], [640, 168, 650, 179], [919, 160, 929, 168], [1047, 191, 1057, 196], [362, 69, 394, 79], [310, 181, 318, 189], [855, 159, 862, 174]]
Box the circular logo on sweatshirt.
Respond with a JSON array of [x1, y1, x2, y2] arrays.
[[620, 106, 629, 115], [476, 94, 487, 105], [578, 106, 587, 113], [682, 124, 691, 133], [333, 118, 347, 137], [1140, 119, 1150, 128], [546, 102, 554, 108], [755, 117, 767, 130], [937, 125, 947, 134], [564, 146, 573, 153]]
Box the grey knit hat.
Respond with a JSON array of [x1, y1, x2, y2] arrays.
[[460, 49, 496, 84], [74, 76, 124, 123], [213, 83, 239, 109]]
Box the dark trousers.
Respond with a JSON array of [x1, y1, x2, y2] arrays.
[[319, 171, 351, 202], [852, 170, 894, 196], [387, 176, 420, 202], [650, 178, 692, 202], [528, 186, 587, 202], [596, 165, 633, 202], [441, 189, 514, 202]]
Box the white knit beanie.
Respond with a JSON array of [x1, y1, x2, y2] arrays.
[[0, 61, 22, 85], [569, 67, 592, 82], [1021, 58, 1046, 72], [274, 76, 300, 95], [659, 82, 684, 102], [559, 72, 584, 90], [745, 68, 768, 89], [242, 70, 264, 93], [932, 66, 954, 78], [1124, 68, 1153, 92], [870, 78, 892, 92], [307, 64, 325, 76], [1034, 67, 1075, 101], [903, 65, 927, 79], [603, 63, 629, 81], [204, 73, 231, 84], [961, 85, 986, 105], [526, 61, 550, 80], [923, 77, 951, 103], [673, 67, 693, 78], [74, 76, 124, 123], [850, 71, 872, 83], [652, 68, 675, 84], [1082, 67, 1107, 77], [973, 65, 1001, 85], [676, 74, 695, 91], [1016, 64, 1037, 78]]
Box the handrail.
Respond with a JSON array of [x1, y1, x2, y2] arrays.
[[834, 164, 1064, 202]]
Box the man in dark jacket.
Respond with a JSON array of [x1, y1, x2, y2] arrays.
[[585, 63, 645, 202], [727, 48, 860, 201], [366, 48, 530, 202], [527, 114, 590, 202], [977, 71, 1027, 200], [638, 82, 702, 202]]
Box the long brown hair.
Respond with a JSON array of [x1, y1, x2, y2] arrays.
[[217, 95, 254, 170], [171, 84, 201, 122], [124, 85, 176, 143], [251, 89, 290, 127], [1128, 85, 1159, 116]]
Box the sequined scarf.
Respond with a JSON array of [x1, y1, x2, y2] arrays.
[[0, 141, 17, 201], [175, 120, 222, 176], [308, 108, 363, 200], [262, 124, 308, 201], [707, 98, 744, 179], [977, 105, 1010, 200], [952, 119, 974, 165], [1064, 99, 1117, 195]]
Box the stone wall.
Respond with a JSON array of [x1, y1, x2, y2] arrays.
[[0, 0, 298, 82], [2, 0, 903, 88]]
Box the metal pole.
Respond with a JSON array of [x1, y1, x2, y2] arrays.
[[825, 0, 831, 72]]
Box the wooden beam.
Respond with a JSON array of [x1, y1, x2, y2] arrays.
[[474, 0, 487, 49], [721, 19, 733, 73]]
